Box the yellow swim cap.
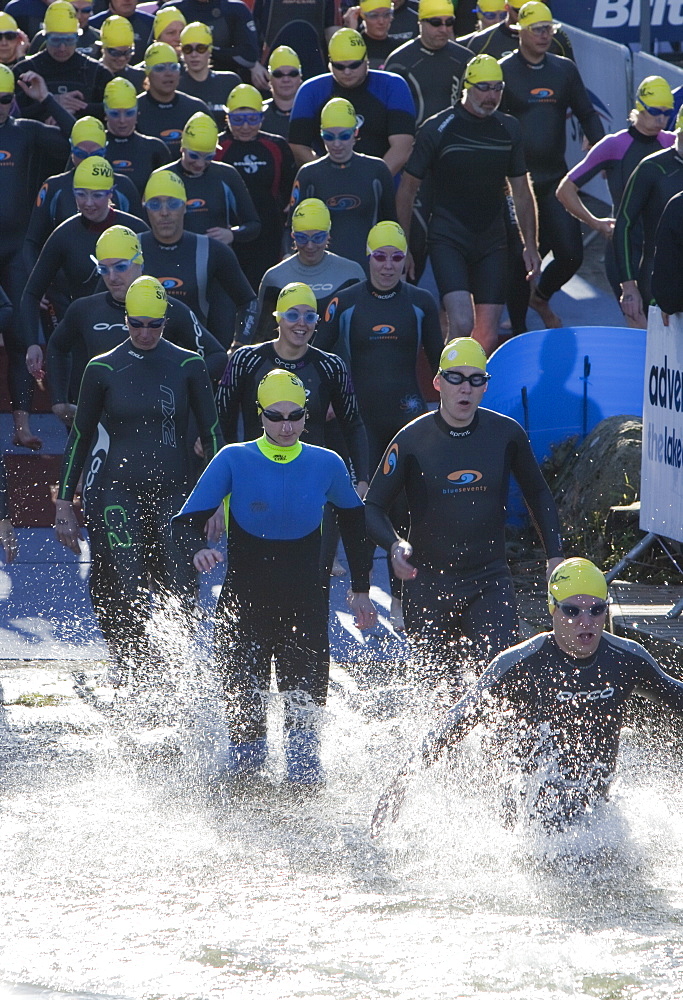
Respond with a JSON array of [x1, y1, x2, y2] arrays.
[[320, 96, 357, 129], [517, 0, 553, 28], [439, 337, 487, 372], [0, 11, 19, 32], [143, 168, 186, 203], [73, 156, 114, 191], [100, 14, 134, 47], [182, 111, 218, 152], [291, 198, 331, 233], [464, 53, 503, 87], [478, 0, 505, 11], [96, 225, 143, 263], [0, 65, 15, 94], [257, 368, 307, 410], [104, 77, 137, 110], [417, 0, 454, 19], [44, 0, 78, 34], [227, 83, 263, 112], [70, 115, 106, 147], [154, 6, 186, 38], [328, 28, 367, 62], [145, 40, 179, 70], [180, 21, 213, 46], [360, 0, 392, 11], [635, 75, 674, 112], [366, 220, 407, 254], [126, 275, 168, 319], [268, 45, 300, 71], [275, 282, 318, 315], [547, 558, 608, 615]]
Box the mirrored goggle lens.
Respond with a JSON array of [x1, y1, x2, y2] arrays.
[[321, 128, 355, 142], [279, 308, 318, 324], [144, 196, 185, 211], [370, 250, 406, 263], [293, 231, 328, 245], [262, 407, 306, 422]]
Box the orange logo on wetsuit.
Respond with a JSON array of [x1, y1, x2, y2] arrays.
[[0, 150, 13, 165], [444, 469, 486, 493], [325, 296, 339, 322], [158, 277, 184, 290], [529, 87, 556, 102], [383, 443, 399, 475]]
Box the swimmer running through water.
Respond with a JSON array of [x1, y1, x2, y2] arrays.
[[372, 558, 683, 837]]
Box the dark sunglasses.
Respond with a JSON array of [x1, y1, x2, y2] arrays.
[[370, 250, 405, 263], [422, 16, 455, 25], [439, 370, 490, 386], [128, 317, 165, 328], [330, 59, 364, 70], [0, 93, 13, 104], [262, 406, 306, 422], [181, 43, 210, 53], [271, 68, 300, 78], [0, 31, 18, 40], [553, 600, 609, 618], [321, 128, 355, 141]]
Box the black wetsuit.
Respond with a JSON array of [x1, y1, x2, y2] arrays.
[[59, 337, 222, 674], [105, 130, 173, 196], [25, 169, 143, 268], [47, 290, 228, 404], [652, 190, 683, 316], [178, 68, 241, 126], [12, 49, 112, 121], [427, 630, 683, 829], [172, 435, 370, 742], [291, 152, 397, 269], [365, 407, 563, 668], [404, 102, 527, 302], [157, 0, 260, 74], [136, 91, 211, 157], [383, 37, 470, 126], [164, 159, 261, 245], [216, 129, 297, 290], [216, 340, 369, 484], [613, 146, 683, 305], [500, 50, 604, 300], [138, 230, 257, 347], [261, 98, 292, 141], [254, 250, 365, 344]]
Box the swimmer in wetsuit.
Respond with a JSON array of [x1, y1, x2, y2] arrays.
[[54, 275, 222, 685], [365, 337, 563, 678], [172, 368, 376, 785], [372, 559, 683, 837]]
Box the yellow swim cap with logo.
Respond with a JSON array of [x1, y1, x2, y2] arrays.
[[181, 21, 213, 46], [71, 116, 106, 146], [275, 282, 318, 315], [328, 28, 367, 62], [320, 97, 357, 129], [73, 156, 114, 190], [517, 0, 553, 28], [547, 557, 608, 615], [143, 169, 186, 202], [104, 77, 137, 110], [227, 83, 263, 112], [182, 112, 218, 152], [145, 41, 179, 70], [96, 225, 143, 263], [417, 0, 454, 19], [291, 198, 331, 233], [635, 75, 674, 112], [154, 6, 186, 38], [0, 65, 15, 94], [100, 14, 134, 47], [366, 220, 407, 254], [257, 369, 307, 410], [125, 275, 168, 318], [44, 0, 78, 34], [439, 338, 487, 372], [464, 53, 503, 88], [268, 45, 300, 71]]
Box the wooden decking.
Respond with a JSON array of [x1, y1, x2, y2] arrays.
[[609, 580, 683, 674]]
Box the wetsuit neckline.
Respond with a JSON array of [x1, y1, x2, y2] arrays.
[[268, 342, 313, 368], [256, 433, 302, 463], [81, 208, 117, 233], [517, 49, 546, 69], [550, 634, 604, 670], [434, 408, 479, 437], [628, 124, 663, 144], [106, 292, 126, 311], [367, 278, 401, 299]]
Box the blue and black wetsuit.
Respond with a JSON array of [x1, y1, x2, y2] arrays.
[[426, 631, 683, 829], [172, 435, 370, 742]]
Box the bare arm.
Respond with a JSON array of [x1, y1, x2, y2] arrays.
[[556, 175, 615, 238], [508, 173, 541, 280], [289, 143, 317, 168], [383, 133, 414, 176]]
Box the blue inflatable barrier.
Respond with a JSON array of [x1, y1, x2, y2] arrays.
[[484, 327, 646, 526]]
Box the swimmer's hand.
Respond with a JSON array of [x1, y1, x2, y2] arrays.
[[193, 547, 224, 572]]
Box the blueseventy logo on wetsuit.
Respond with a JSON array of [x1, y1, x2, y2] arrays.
[[324, 297, 339, 321], [443, 468, 487, 494], [383, 442, 399, 474], [327, 195, 362, 210]]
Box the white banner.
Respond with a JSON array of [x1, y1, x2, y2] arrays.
[[632, 51, 683, 93], [563, 24, 632, 204], [639, 308, 683, 542]]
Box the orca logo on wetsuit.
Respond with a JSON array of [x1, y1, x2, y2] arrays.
[[159, 277, 184, 289], [556, 687, 615, 703], [161, 129, 183, 140], [383, 443, 399, 475], [325, 297, 338, 322], [447, 470, 482, 485], [327, 195, 361, 211], [186, 198, 206, 209]]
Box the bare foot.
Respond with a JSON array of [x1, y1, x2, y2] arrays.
[[390, 597, 405, 632], [529, 288, 562, 329], [13, 430, 42, 451]]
